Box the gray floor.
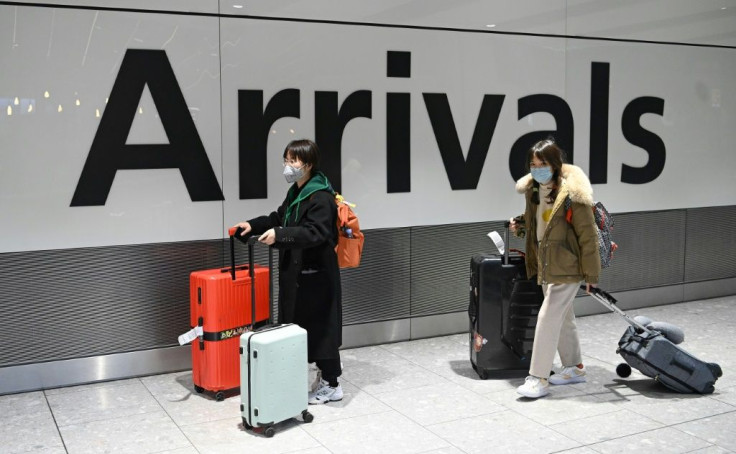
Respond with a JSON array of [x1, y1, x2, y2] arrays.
[[3, 296, 735, 454]]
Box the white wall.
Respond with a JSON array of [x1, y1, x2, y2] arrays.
[[1, 1, 735, 253]]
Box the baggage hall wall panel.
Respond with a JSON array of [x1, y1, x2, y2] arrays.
[[1, 1, 735, 393], [684, 206, 736, 282], [596, 210, 688, 292], [339, 229, 412, 325], [1, 206, 734, 371]]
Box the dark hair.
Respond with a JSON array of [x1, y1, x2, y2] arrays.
[[527, 138, 566, 204], [283, 139, 320, 172]]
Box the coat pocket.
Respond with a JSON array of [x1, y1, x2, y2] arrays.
[[551, 242, 580, 275]]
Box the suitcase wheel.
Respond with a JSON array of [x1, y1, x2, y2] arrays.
[[708, 363, 723, 378], [471, 363, 486, 379], [214, 391, 225, 402], [243, 422, 274, 437], [302, 410, 314, 423], [194, 385, 204, 394], [616, 363, 632, 378]]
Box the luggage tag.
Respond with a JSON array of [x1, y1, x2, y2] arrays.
[[487, 231, 504, 255], [177, 326, 204, 345]]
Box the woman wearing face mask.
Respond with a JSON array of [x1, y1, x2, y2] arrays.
[[509, 138, 600, 399], [232, 139, 343, 405]]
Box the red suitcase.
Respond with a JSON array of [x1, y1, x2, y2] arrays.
[[190, 230, 271, 401]]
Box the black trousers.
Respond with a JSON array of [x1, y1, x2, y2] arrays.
[[315, 356, 342, 385]]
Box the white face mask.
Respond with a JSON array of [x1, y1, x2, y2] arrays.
[[283, 164, 305, 183]]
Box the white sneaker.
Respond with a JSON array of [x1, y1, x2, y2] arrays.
[[308, 379, 343, 404], [516, 376, 550, 398], [549, 366, 586, 385]]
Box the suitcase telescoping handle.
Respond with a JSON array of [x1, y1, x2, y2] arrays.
[[225, 227, 258, 281], [227, 227, 239, 281], [247, 236, 274, 328], [502, 221, 511, 264], [502, 217, 524, 265], [582, 285, 653, 334], [227, 228, 275, 327]]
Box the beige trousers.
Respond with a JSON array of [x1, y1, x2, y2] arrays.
[[529, 282, 582, 379]]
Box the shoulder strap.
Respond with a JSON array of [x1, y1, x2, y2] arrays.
[[564, 196, 573, 223]]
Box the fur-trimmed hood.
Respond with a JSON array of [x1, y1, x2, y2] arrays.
[[515, 163, 594, 206]]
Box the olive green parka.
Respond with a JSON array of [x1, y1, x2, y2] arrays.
[[514, 164, 601, 285]]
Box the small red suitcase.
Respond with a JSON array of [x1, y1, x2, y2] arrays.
[[190, 230, 271, 401]]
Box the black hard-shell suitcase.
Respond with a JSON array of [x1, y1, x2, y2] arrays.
[[468, 222, 544, 379], [587, 286, 723, 394]]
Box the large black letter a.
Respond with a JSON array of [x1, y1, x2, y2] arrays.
[[71, 49, 224, 206]]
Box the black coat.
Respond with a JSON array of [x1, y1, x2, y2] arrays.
[[247, 183, 342, 361]]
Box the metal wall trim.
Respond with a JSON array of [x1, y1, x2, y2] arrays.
[[0, 346, 190, 395], [341, 319, 411, 349], [410, 312, 468, 340], [684, 277, 736, 302]]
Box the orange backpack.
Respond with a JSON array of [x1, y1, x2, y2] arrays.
[[335, 193, 364, 269]]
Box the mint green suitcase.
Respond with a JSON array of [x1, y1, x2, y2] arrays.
[[236, 237, 314, 437], [239, 324, 313, 437]]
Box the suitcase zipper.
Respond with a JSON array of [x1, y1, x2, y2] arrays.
[[246, 334, 254, 424]]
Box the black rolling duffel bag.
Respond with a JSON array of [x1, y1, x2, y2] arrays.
[[587, 286, 722, 394]]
